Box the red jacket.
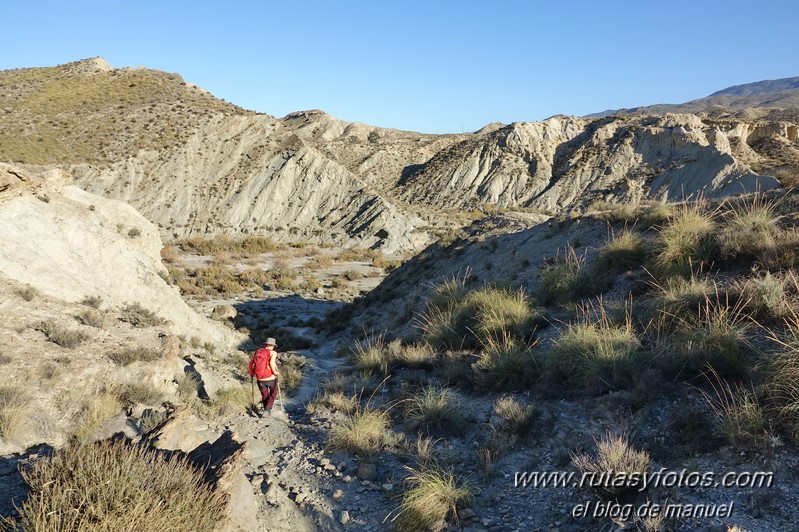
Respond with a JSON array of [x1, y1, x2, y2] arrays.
[[248, 347, 276, 380]]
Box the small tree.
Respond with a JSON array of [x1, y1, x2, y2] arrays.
[[367, 131, 381, 144]]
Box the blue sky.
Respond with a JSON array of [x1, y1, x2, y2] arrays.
[[3, 1, 797, 133]]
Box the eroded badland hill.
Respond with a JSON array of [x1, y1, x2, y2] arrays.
[[2, 58, 799, 531]]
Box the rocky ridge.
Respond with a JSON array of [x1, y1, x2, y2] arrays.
[[3, 59, 797, 254]]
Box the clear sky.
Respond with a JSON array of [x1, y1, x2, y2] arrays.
[[2, 1, 797, 133]]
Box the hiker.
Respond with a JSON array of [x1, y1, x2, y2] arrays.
[[248, 337, 280, 417]]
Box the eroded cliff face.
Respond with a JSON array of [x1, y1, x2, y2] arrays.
[[0, 163, 231, 344], [399, 114, 784, 212], [68, 110, 794, 254], [71, 115, 431, 254]]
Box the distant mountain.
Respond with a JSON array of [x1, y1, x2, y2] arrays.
[[709, 77, 799, 97], [588, 76, 799, 117]]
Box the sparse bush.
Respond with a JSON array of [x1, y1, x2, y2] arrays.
[[309, 390, 357, 414], [38, 319, 90, 348], [735, 272, 794, 322], [493, 396, 536, 436], [765, 316, 799, 440], [0, 354, 12, 365], [208, 384, 251, 416], [76, 309, 105, 328], [80, 295, 103, 308], [8, 440, 226, 531], [39, 362, 58, 380], [351, 336, 394, 377], [72, 390, 122, 442], [650, 274, 714, 322], [403, 386, 465, 434], [328, 408, 392, 459], [0, 386, 31, 442], [108, 346, 163, 366], [16, 285, 38, 302], [119, 302, 166, 327], [127, 227, 141, 238], [120, 383, 164, 405], [395, 343, 436, 368], [280, 353, 307, 393], [571, 432, 650, 497], [343, 269, 363, 281], [176, 373, 201, 399], [392, 466, 474, 532]]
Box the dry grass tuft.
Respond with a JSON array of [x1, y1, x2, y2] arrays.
[[402, 386, 465, 434], [38, 319, 90, 348], [653, 202, 717, 276], [548, 305, 641, 390], [108, 346, 163, 366], [571, 432, 650, 497], [493, 396, 536, 436], [0, 386, 31, 442], [697, 368, 766, 446], [7, 439, 226, 531], [328, 408, 392, 459], [392, 466, 474, 532]]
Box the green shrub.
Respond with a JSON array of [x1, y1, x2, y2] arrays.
[[668, 295, 754, 378], [392, 466, 473, 532], [717, 194, 781, 261], [8, 440, 225, 531], [351, 336, 394, 377], [419, 284, 538, 350], [735, 272, 794, 322]]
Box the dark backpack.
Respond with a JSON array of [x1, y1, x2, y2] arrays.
[[251, 348, 274, 379]]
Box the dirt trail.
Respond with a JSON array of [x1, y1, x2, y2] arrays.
[[200, 290, 397, 531]]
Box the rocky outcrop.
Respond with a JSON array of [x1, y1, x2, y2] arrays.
[[399, 114, 782, 211], [0, 163, 230, 344]]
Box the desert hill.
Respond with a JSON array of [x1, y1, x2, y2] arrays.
[[1, 59, 797, 254]]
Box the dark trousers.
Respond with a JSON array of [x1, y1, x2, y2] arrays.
[[257, 378, 279, 410]]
